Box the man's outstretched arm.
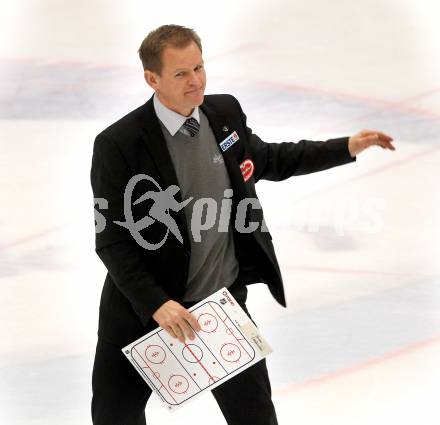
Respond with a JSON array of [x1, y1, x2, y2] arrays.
[[230, 96, 395, 182]]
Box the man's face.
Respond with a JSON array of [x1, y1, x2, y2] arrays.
[[145, 41, 206, 117]]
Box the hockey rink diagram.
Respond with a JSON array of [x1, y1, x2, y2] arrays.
[[124, 300, 257, 409]]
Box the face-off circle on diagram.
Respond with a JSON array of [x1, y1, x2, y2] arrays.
[[209, 376, 220, 385], [182, 344, 203, 363], [168, 375, 189, 394], [145, 345, 166, 364], [220, 343, 241, 363], [198, 313, 218, 333]]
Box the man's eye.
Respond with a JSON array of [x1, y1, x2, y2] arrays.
[[175, 72, 184, 77]]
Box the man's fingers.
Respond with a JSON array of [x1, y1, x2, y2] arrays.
[[360, 129, 393, 140], [154, 301, 202, 343], [359, 134, 379, 146], [178, 319, 196, 342], [359, 130, 394, 144], [381, 132, 393, 141], [383, 140, 396, 150], [361, 134, 395, 150], [170, 324, 186, 343], [166, 319, 198, 344], [375, 131, 393, 142], [373, 137, 396, 150], [183, 310, 202, 332], [165, 325, 178, 340], [349, 129, 395, 156]]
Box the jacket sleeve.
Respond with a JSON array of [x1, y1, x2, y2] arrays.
[[231, 96, 356, 182], [91, 133, 171, 325]]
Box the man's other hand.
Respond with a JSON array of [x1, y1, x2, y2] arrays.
[[152, 300, 202, 344], [348, 129, 395, 157]]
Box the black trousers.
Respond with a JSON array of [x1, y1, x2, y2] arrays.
[[91, 287, 278, 425]]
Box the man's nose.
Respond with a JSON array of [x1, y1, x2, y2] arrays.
[[188, 71, 201, 86]]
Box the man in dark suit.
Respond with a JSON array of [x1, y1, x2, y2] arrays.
[[90, 24, 395, 425]]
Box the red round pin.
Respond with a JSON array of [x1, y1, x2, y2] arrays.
[[240, 159, 254, 182]]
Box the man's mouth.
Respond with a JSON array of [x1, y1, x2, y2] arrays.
[[186, 88, 203, 95]]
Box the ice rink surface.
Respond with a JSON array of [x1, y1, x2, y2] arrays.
[[1, 0, 439, 423]]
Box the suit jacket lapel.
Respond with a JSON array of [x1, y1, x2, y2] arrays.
[[139, 96, 191, 252]]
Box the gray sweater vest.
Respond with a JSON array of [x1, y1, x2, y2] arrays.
[[159, 109, 239, 301]]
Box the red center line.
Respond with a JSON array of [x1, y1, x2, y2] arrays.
[[133, 346, 177, 404], [184, 343, 214, 381], [208, 303, 253, 360]]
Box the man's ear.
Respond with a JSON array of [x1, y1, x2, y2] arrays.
[[144, 70, 159, 90]]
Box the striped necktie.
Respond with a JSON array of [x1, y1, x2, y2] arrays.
[[182, 117, 200, 137]]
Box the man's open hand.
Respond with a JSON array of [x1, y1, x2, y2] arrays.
[[152, 300, 201, 344], [348, 129, 395, 157]]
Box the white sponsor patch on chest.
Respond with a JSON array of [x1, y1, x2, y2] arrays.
[[219, 131, 239, 152]]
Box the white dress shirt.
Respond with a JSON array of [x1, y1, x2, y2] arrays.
[[153, 93, 200, 137]]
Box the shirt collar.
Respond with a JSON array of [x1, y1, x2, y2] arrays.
[[153, 93, 200, 136]]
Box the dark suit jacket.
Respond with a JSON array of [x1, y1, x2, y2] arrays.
[[90, 93, 355, 346]]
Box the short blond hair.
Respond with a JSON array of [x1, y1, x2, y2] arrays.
[[138, 24, 202, 74]]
